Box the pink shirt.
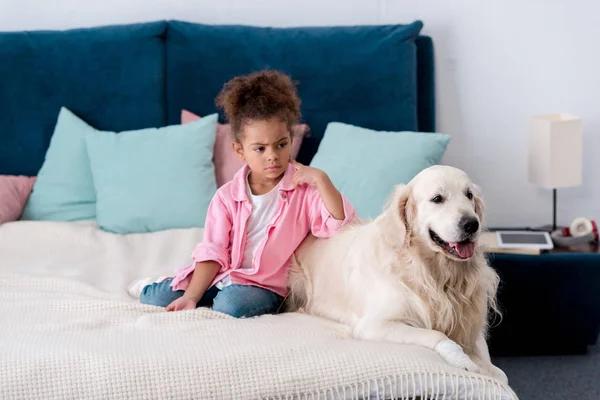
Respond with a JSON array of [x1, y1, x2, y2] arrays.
[[170, 163, 357, 297]]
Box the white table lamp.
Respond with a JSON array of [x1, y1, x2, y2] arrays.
[[528, 114, 583, 231]]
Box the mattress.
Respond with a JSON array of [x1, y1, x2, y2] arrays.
[[0, 220, 517, 399]]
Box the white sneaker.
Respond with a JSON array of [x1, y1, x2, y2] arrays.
[[127, 276, 170, 299]]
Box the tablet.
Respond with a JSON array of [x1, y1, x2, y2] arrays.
[[496, 231, 554, 250]]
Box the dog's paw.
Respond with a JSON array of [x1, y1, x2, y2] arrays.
[[488, 364, 509, 384], [434, 339, 481, 373]]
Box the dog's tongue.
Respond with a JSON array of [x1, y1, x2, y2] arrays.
[[449, 242, 475, 258]]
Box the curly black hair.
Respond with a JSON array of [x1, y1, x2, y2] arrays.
[[215, 69, 302, 143]]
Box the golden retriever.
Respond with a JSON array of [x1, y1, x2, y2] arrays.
[[287, 165, 508, 383]]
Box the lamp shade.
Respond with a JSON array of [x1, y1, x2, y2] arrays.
[[528, 114, 582, 189]]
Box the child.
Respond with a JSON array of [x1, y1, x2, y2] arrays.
[[130, 70, 356, 318]]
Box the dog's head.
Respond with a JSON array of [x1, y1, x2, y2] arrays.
[[378, 165, 485, 261]]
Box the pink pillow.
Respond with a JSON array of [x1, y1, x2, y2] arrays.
[[182, 110, 307, 187], [0, 176, 36, 224]]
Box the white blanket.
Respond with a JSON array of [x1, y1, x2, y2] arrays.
[[0, 221, 517, 399]]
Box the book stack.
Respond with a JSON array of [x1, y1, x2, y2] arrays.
[[479, 231, 541, 255]]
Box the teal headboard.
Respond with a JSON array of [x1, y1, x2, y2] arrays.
[[0, 20, 435, 174]]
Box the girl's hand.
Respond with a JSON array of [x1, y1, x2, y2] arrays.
[[292, 160, 326, 187], [166, 296, 197, 312]]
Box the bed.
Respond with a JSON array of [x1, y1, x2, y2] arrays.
[[0, 20, 517, 399]]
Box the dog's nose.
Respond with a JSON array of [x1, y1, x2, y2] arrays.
[[460, 216, 479, 234]]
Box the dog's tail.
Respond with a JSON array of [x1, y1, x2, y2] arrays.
[[284, 254, 313, 313]]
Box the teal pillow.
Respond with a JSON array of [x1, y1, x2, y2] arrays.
[[310, 122, 451, 219], [22, 107, 97, 221], [85, 113, 218, 234]]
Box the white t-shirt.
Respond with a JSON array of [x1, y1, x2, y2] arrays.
[[216, 174, 281, 289]]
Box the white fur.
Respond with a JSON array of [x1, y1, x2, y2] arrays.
[[287, 165, 508, 384]]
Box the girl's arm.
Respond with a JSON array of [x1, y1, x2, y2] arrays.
[[314, 172, 345, 221], [182, 261, 220, 302], [292, 160, 344, 219], [189, 191, 233, 272], [167, 191, 233, 311], [166, 261, 220, 311], [291, 161, 357, 237]]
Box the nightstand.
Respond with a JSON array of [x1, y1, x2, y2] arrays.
[[485, 240, 600, 357]]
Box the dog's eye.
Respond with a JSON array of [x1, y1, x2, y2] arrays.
[[431, 195, 444, 204], [466, 190, 473, 200]]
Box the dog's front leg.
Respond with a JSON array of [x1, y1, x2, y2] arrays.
[[353, 318, 480, 373], [470, 332, 508, 384]]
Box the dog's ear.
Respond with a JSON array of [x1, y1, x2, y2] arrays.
[[472, 183, 486, 226], [377, 184, 413, 249]]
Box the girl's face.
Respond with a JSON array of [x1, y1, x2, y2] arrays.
[[233, 118, 293, 181]]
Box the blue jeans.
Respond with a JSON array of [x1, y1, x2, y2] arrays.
[[139, 279, 284, 318]]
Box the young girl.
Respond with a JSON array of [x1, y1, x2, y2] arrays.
[[131, 70, 356, 318]]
